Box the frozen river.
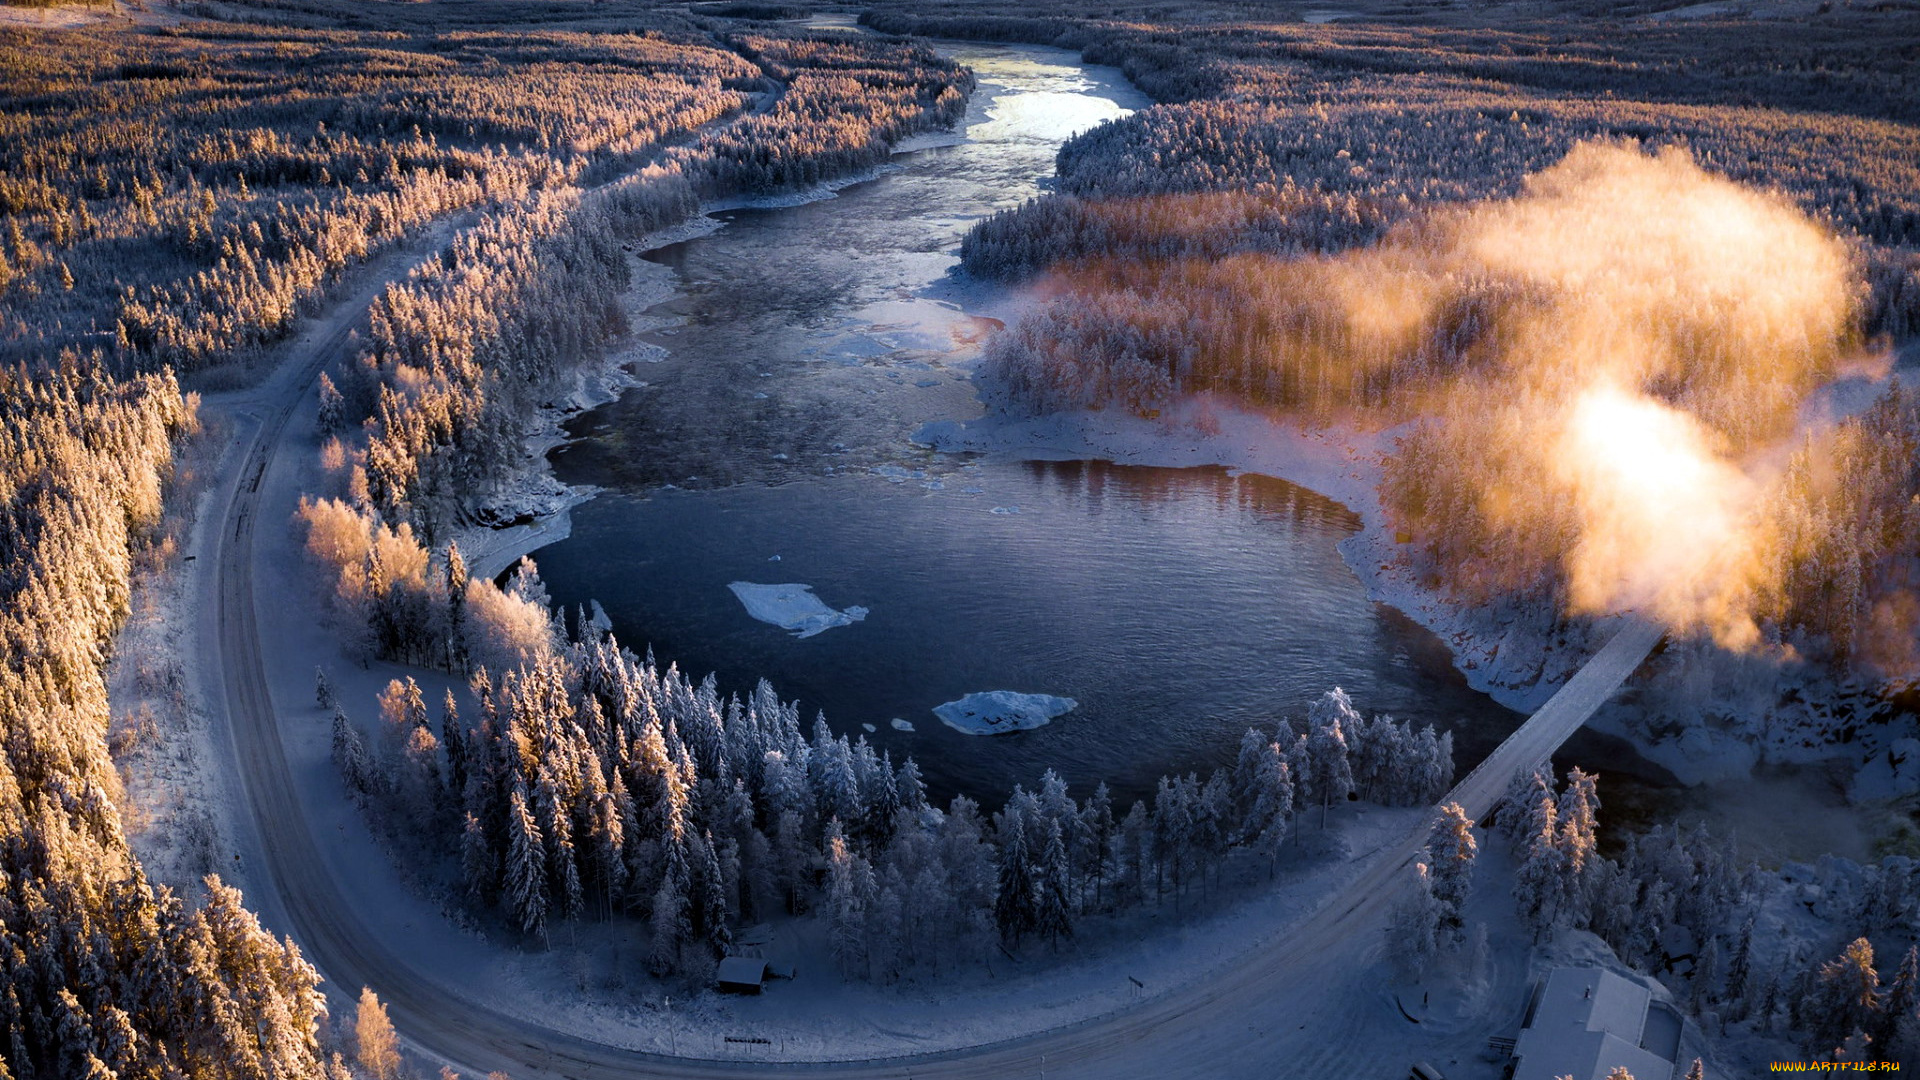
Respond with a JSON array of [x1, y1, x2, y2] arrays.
[[537, 39, 1671, 806]]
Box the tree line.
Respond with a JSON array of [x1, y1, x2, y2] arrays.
[[329, 590, 1453, 982], [0, 364, 350, 1079], [1394, 764, 1920, 1066], [0, 20, 762, 376], [316, 31, 970, 548]]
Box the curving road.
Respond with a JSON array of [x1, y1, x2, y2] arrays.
[[210, 278, 1664, 1079], [200, 72, 1666, 1080]]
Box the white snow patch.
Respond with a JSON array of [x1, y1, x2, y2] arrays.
[[933, 690, 1077, 735], [727, 582, 869, 638], [586, 599, 614, 633]]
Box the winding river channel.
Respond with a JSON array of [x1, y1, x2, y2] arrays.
[[535, 38, 1675, 808]]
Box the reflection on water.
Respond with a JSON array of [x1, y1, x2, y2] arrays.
[[542, 462, 1523, 802], [541, 41, 1676, 809]]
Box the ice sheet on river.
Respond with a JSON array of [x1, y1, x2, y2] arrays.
[[933, 691, 1078, 735], [727, 582, 868, 638]]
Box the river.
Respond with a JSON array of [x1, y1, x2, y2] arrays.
[[536, 38, 1675, 809]]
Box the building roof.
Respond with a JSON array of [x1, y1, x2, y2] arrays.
[[716, 956, 769, 988], [1511, 967, 1676, 1080]]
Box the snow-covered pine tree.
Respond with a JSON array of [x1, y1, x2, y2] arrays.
[[462, 811, 496, 902], [1808, 938, 1881, 1056], [1234, 727, 1269, 817], [1245, 740, 1293, 878], [1513, 788, 1562, 940], [825, 819, 869, 978], [648, 878, 689, 977], [1876, 944, 1919, 1052], [1723, 912, 1756, 1020], [589, 791, 628, 920], [1693, 935, 1721, 1012], [1426, 802, 1476, 949], [1080, 782, 1115, 912], [818, 736, 863, 828], [1120, 799, 1153, 905], [1498, 767, 1553, 851], [1423, 727, 1455, 803], [1388, 860, 1444, 979], [897, 756, 928, 815], [1305, 688, 1356, 825], [440, 690, 467, 798], [332, 709, 373, 798], [506, 783, 549, 942], [1556, 767, 1601, 922], [868, 750, 901, 844], [318, 372, 346, 435], [1152, 775, 1194, 902], [443, 541, 469, 672], [995, 806, 1037, 944], [1285, 730, 1313, 832], [1036, 818, 1074, 947]]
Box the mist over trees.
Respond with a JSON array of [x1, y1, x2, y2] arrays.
[[1493, 766, 1920, 1066], [901, 2, 1920, 685]]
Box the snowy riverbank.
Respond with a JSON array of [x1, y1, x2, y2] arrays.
[[449, 154, 961, 584], [916, 385, 1915, 792], [915, 393, 1609, 716]]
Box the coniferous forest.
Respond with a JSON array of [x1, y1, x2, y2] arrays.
[[5, 0, 1920, 1075]]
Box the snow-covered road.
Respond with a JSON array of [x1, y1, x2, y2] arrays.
[[206, 257, 1663, 1079], [193, 43, 1666, 1077]]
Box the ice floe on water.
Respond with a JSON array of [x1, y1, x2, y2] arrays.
[[727, 582, 869, 638], [871, 464, 930, 483], [933, 691, 1078, 735], [890, 718, 915, 732]]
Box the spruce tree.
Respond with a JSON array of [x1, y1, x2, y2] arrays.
[[506, 784, 549, 942], [1877, 944, 1919, 1051], [1426, 802, 1476, 948], [1036, 818, 1074, 947], [648, 880, 689, 977], [995, 808, 1037, 944], [1809, 938, 1882, 1055], [1305, 689, 1356, 826], [1513, 791, 1562, 940], [462, 811, 496, 902], [445, 541, 469, 672], [1388, 861, 1444, 979]]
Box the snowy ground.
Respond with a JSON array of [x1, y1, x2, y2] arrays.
[[102, 33, 1899, 1076], [111, 415, 245, 900]]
